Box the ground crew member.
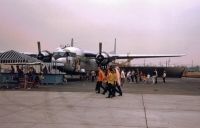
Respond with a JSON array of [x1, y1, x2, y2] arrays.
[[106, 66, 117, 98], [101, 66, 109, 95], [95, 66, 105, 93], [115, 66, 122, 96]]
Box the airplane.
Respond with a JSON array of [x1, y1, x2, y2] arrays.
[[34, 39, 185, 75]]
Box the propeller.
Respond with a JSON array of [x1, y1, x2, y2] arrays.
[[37, 41, 41, 54], [71, 38, 74, 47], [95, 42, 110, 66], [99, 42, 102, 55], [37, 41, 44, 60], [37, 41, 52, 62]]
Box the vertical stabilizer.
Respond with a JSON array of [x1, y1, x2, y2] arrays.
[[109, 38, 117, 54]]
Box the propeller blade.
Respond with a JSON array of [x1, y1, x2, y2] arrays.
[[37, 41, 41, 54], [99, 42, 102, 55], [71, 38, 74, 47]]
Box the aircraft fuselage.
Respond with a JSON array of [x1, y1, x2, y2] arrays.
[[51, 46, 97, 74]]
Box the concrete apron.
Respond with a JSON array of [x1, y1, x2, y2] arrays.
[[0, 91, 200, 128]]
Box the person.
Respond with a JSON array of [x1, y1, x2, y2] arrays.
[[43, 66, 48, 74], [26, 67, 34, 89], [139, 71, 143, 82], [27, 68, 33, 81], [146, 73, 151, 84], [106, 66, 117, 98], [91, 70, 96, 82], [120, 70, 126, 87], [115, 66, 122, 96], [95, 66, 105, 93], [134, 69, 139, 83], [10, 65, 15, 81], [86, 71, 90, 80], [152, 69, 156, 84], [126, 71, 131, 83], [16, 66, 24, 88], [131, 70, 135, 82], [16, 66, 24, 79], [101, 66, 109, 95], [141, 73, 147, 83], [162, 70, 166, 83], [155, 69, 158, 84], [10, 65, 15, 74], [153, 69, 158, 84]]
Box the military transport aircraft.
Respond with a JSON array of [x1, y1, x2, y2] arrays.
[[34, 39, 185, 74]]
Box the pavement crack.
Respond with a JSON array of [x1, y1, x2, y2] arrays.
[[142, 94, 149, 128]]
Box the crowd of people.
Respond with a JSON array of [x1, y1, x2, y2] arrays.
[[94, 66, 167, 98], [125, 68, 167, 84], [8, 65, 42, 89], [4, 64, 167, 93], [95, 65, 122, 98]]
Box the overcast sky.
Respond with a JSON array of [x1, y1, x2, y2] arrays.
[[0, 0, 199, 66]]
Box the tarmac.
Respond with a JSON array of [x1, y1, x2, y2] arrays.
[[0, 78, 200, 128]]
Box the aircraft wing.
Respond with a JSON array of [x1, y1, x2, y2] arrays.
[[83, 50, 97, 57], [109, 53, 185, 59], [83, 49, 185, 59]]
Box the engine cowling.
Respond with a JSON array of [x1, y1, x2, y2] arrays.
[[95, 52, 110, 66], [37, 50, 52, 62], [37, 41, 52, 62], [37, 53, 44, 60]]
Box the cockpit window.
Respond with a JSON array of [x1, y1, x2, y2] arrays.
[[53, 52, 65, 57], [68, 52, 76, 57], [53, 52, 76, 58]]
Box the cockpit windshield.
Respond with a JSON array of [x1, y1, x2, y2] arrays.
[[53, 52, 76, 59], [53, 52, 65, 57], [68, 52, 76, 57]]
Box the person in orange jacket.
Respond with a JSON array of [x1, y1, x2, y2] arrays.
[[95, 66, 105, 93], [106, 66, 117, 98]]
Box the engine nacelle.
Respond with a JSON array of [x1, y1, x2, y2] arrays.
[[37, 50, 52, 62], [37, 53, 44, 60], [95, 52, 110, 66]]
